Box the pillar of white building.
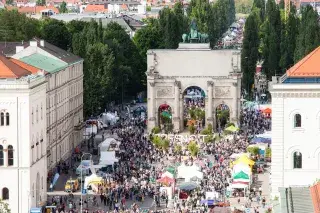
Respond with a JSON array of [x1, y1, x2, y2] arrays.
[[148, 82, 156, 132], [179, 94, 184, 131], [232, 82, 238, 122], [206, 81, 214, 128], [173, 81, 180, 131], [3, 148, 8, 167]]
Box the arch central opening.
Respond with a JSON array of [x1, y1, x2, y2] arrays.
[[183, 86, 205, 133]]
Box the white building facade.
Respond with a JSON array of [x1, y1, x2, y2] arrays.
[[10, 39, 84, 169], [270, 46, 320, 198], [0, 74, 47, 213]]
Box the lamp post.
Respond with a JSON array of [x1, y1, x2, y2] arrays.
[[80, 152, 92, 213]]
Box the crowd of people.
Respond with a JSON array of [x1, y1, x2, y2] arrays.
[[46, 101, 271, 213]]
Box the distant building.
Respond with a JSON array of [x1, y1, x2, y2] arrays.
[[0, 55, 47, 213], [270, 46, 320, 199]]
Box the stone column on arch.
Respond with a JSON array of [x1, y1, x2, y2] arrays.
[[179, 93, 184, 131], [206, 81, 214, 128], [231, 82, 238, 122], [173, 81, 181, 132], [147, 81, 156, 132]]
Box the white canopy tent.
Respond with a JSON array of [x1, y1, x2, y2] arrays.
[[98, 138, 118, 152], [232, 163, 251, 175], [177, 164, 203, 182], [99, 151, 118, 166]]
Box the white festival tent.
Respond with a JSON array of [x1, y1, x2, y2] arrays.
[[232, 163, 251, 176], [177, 164, 203, 182], [98, 138, 118, 152], [161, 171, 174, 179], [99, 151, 119, 166]]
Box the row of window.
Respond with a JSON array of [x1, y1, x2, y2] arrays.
[[0, 112, 9, 126], [0, 145, 14, 166], [31, 105, 43, 125]]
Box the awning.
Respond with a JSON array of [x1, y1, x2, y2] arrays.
[[231, 183, 248, 189], [30, 208, 42, 213], [233, 171, 249, 180]]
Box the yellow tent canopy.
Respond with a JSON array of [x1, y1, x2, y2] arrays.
[[233, 155, 255, 166]]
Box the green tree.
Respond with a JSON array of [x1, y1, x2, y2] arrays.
[[59, 1, 68, 13], [5, 0, 13, 5], [0, 10, 40, 41], [0, 199, 10, 213], [41, 19, 71, 50], [294, 5, 320, 62], [261, 0, 281, 80], [133, 19, 162, 58], [104, 22, 145, 97], [188, 141, 199, 156], [84, 43, 114, 116], [253, 0, 265, 21], [235, 0, 253, 14], [67, 20, 87, 34], [280, 5, 299, 72], [241, 12, 259, 94], [159, 7, 181, 48], [36, 0, 46, 6]]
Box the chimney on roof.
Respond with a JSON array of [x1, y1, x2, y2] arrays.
[[30, 41, 37, 47], [40, 40, 45, 47], [16, 46, 24, 54]]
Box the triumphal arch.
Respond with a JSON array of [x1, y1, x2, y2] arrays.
[[146, 27, 242, 132]]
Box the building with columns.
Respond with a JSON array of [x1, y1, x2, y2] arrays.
[[146, 43, 242, 132], [0, 55, 47, 213], [270, 46, 320, 200]]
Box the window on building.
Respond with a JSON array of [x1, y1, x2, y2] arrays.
[[32, 108, 34, 124], [0, 112, 4, 126], [2, 188, 9, 200], [8, 145, 13, 166], [5, 113, 9, 126], [294, 114, 301, 128], [293, 151, 302, 169], [0, 145, 3, 166], [36, 106, 39, 123]]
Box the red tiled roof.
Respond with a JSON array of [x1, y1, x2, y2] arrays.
[[17, 6, 59, 14], [10, 58, 40, 74], [84, 4, 108, 12], [0, 55, 31, 78], [18, 6, 35, 13], [35, 5, 59, 13], [287, 46, 320, 77]]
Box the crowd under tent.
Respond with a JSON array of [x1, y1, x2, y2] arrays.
[[177, 164, 203, 182]]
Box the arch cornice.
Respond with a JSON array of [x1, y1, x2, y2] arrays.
[[285, 145, 302, 158]]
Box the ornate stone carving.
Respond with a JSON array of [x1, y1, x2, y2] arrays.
[[174, 81, 181, 88], [149, 117, 156, 121], [233, 82, 238, 87], [149, 82, 155, 87], [207, 117, 213, 121], [215, 86, 231, 98], [207, 81, 214, 87], [156, 87, 173, 98]]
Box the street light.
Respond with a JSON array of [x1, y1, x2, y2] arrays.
[[80, 152, 92, 213]]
